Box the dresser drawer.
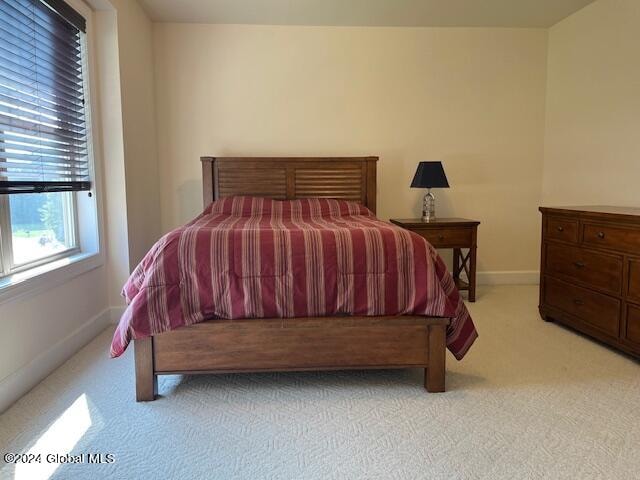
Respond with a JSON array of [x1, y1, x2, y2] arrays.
[[544, 277, 620, 337], [583, 223, 640, 252], [545, 243, 622, 294], [545, 216, 579, 243], [624, 305, 640, 346], [627, 259, 640, 303], [414, 228, 472, 248]]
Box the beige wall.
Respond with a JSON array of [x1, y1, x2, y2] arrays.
[[95, 8, 129, 305], [111, 0, 162, 269], [542, 0, 640, 206], [153, 25, 548, 274], [95, 0, 160, 304]]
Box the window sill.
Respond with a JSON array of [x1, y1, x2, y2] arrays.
[[0, 251, 104, 307]]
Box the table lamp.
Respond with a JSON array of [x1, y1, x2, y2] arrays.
[[410, 161, 449, 222]]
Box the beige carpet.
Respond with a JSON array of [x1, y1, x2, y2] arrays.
[[1, 285, 639, 480]]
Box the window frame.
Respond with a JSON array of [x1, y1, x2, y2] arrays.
[[0, 192, 81, 278], [0, 0, 104, 303], [0, 196, 9, 275]]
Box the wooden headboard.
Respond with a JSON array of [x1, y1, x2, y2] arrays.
[[200, 157, 378, 213]]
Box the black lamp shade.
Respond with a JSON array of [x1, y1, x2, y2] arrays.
[[410, 161, 449, 189]]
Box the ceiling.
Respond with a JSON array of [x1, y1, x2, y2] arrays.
[[138, 0, 597, 28]]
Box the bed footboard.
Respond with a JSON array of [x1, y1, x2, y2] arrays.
[[134, 316, 449, 401]]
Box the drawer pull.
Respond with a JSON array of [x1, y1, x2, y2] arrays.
[[573, 299, 584, 306], [597, 231, 606, 239], [556, 226, 564, 232], [574, 261, 586, 269]]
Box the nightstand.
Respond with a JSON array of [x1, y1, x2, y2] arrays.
[[390, 218, 480, 302]]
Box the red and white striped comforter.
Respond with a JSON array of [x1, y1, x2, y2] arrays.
[[111, 197, 478, 359]]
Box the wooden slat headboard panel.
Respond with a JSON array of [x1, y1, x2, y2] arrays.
[[201, 157, 378, 213]]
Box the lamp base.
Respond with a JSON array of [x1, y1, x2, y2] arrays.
[[422, 190, 436, 222]]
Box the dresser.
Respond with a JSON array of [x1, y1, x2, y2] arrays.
[[539, 206, 640, 358]]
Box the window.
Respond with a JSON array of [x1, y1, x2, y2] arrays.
[[0, 0, 96, 280]]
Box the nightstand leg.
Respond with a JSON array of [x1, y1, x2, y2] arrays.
[[468, 246, 477, 302], [453, 248, 461, 281]]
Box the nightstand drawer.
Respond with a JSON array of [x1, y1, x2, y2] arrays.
[[545, 216, 579, 243], [544, 243, 622, 294], [413, 227, 473, 248]]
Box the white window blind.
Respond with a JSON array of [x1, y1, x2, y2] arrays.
[[0, 0, 90, 194]]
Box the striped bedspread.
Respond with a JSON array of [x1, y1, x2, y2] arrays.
[[111, 197, 478, 359]]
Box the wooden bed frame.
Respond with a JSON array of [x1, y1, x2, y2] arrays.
[[134, 157, 450, 401]]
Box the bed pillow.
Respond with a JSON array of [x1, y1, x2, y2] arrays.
[[207, 196, 374, 218]]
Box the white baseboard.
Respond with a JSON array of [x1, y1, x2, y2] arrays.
[[0, 308, 112, 414], [110, 305, 125, 324], [477, 270, 539, 285]]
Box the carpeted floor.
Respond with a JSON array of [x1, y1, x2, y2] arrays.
[[1, 285, 639, 480]]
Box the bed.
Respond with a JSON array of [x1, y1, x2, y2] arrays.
[[113, 156, 477, 401]]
